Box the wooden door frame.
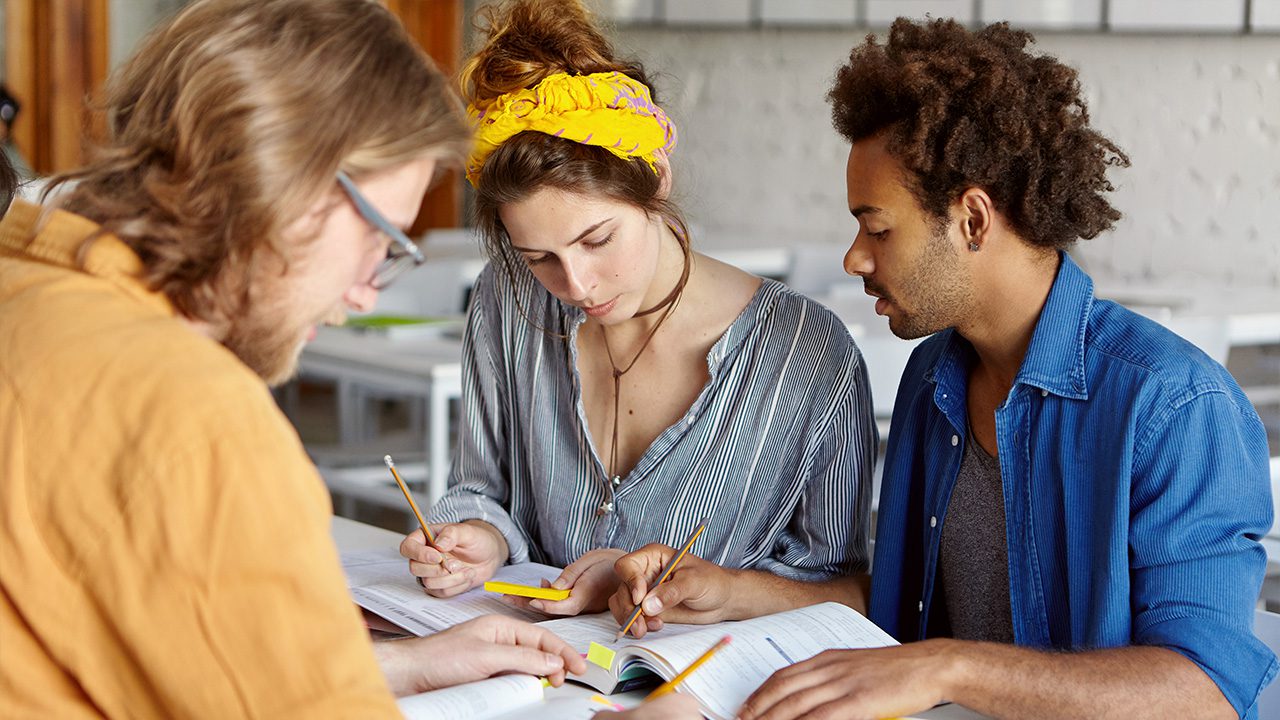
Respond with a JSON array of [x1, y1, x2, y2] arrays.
[[3, 0, 464, 230], [385, 0, 466, 232], [4, 0, 110, 175]]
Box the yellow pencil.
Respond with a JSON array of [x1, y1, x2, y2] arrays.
[[617, 517, 709, 640], [644, 635, 731, 701], [384, 455, 448, 573]]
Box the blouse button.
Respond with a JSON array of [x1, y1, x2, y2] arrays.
[[611, 476, 622, 487], [951, 434, 959, 447], [918, 600, 924, 612], [930, 515, 937, 528], [597, 501, 614, 515]]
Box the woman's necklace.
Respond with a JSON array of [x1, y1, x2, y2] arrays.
[[594, 273, 687, 516]]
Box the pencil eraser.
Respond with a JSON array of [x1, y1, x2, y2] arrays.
[[483, 580, 571, 601], [587, 641, 616, 669]]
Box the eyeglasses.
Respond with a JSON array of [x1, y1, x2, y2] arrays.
[[335, 170, 425, 290]]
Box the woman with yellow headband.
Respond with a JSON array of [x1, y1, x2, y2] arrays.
[[401, 0, 876, 640]]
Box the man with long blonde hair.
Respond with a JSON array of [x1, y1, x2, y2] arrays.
[[0, 1, 603, 716]]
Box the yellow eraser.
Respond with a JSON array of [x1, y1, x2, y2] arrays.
[[483, 580, 570, 601], [587, 641, 616, 669]]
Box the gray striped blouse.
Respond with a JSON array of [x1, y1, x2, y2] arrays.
[[428, 262, 877, 581]]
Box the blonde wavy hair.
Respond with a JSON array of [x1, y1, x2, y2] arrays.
[[47, 0, 470, 327]]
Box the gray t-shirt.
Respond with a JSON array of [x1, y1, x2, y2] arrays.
[[938, 427, 1015, 643]]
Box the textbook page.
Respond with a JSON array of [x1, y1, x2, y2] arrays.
[[340, 548, 409, 587], [398, 674, 634, 720], [350, 563, 562, 636], [397, 674, 543, 720], [633, 602, 899, 720]]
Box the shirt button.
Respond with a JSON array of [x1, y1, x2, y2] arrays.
[[918, 600, 924, 612], [942, 393, 947, 400], [1041, 389, 1048, 397], [930, 515, 937, 528], [951, 434, 959, 447], [611, 476, 622, 487]]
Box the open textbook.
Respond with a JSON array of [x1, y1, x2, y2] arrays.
[[341, 550, 899, 720]]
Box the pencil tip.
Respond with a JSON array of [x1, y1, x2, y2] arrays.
[[383, 455, 394, 467]]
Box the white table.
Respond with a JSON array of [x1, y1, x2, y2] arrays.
[[301, 328, 463, 504], [330, 516, 986, 719]]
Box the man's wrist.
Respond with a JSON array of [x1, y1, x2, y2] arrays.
[[373, 636, 433, 696], [929, 638, 973, 705]]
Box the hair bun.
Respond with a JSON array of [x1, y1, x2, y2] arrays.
[[464, 0, 650, 108]]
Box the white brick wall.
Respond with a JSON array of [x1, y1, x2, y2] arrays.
[[612, 28, 1280, 292]]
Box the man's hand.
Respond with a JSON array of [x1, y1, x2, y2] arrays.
[[608, 543, 739, 638], [501, 548, 625, 617], [399, 520, 508, 598], [599, 693, 701, 718], [375, 615, 588, 696], [737, 641, 958, 720]]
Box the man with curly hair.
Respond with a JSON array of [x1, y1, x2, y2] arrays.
[[737, 18, 1274, 720]]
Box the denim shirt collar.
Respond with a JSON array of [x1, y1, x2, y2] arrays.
[[924, 251, 1093, 403]]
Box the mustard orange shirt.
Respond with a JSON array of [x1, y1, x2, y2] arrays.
[[0, 201, 402, 718]]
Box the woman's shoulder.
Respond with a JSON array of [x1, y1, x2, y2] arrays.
[[755, 280, 857, 352]]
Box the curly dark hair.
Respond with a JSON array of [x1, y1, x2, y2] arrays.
[[828, 18, 1129, 249]]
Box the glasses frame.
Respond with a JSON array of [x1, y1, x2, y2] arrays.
[[335, 170, 426, 290]]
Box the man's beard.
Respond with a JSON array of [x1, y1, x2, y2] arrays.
[[876, 224, 972, 341], [222, 292, 346, 387], [222, 304, 308, 387]]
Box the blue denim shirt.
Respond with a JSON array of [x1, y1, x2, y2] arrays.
[[869, 253, 1276, 717]]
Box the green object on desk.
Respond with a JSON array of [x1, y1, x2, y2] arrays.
[[344, 314, 452, 328]]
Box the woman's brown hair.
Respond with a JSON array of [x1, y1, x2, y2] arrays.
[[45, 0, 470, 329], [463, 0, 691, 301]]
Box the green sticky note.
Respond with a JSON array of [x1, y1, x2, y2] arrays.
[[587, 641, 616, 669]]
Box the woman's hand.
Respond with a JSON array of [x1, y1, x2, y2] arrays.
[[399, 520, 509, 597], [502, 548, 626, 616]]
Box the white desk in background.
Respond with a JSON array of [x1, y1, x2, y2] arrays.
[[330, 516, 986, 719], [298, 327, 463, 505]]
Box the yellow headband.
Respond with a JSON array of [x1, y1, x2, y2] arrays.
[[465, 71, 678, 186]]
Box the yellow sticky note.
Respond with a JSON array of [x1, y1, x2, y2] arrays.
[[483, 581, 570, 601], [589, 694, 624, 710], [587, 641, 616, 669]]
